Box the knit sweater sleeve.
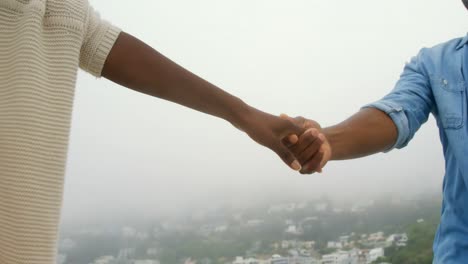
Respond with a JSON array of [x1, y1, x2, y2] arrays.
[[79, 1, 122, 77]]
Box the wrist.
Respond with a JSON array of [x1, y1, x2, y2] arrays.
[[228, 101, 256, 131], [322, 125, 340, 160]]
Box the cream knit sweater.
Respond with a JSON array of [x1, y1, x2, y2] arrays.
[[0, 0, 121, 263]]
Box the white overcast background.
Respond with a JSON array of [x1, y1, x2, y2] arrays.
[[61, 0, 468, 223]]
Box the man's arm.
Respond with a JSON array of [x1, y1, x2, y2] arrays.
[[280, 109, 396, 173], [323, 108, 398, 160], [284, 49, 434, 174], [101, 32, 307, 170]]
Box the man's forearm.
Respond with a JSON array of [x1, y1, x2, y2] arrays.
[[323, 108, 398, 160], [102, 32, 251, 128]]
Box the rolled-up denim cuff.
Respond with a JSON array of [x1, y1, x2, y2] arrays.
[[362, 101, 410, 152]]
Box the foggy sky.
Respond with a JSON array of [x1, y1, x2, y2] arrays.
[[61, 0, 467, 223]]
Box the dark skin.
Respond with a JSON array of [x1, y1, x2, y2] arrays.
[[284, 0, 468, 174], [103, 0, 465, 174], [101, 32, 319, 171], [283, 100, 398, 174]]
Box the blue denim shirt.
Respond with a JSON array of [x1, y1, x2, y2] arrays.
[[364, 35, 468, 263]]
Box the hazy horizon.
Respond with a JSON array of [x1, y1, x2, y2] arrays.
[[60, 0, 466, 224]]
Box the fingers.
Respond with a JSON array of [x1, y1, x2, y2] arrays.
[[283, 120, 306, 138], [296, 134, 323, 165], [274, 143, 302, 171], [279, 114, 302, 145], [280, 113, 295, 123], [300, 134, 330, 174], [290, 128, 320, 155], [279, 114, 321, 145], [282, 136, 298, 148], [290, 129, 323, 174], [277, 114, 329, 174], [280, 114, 306, 128], [301, 150, 324, 174], [317, 134, 331, 169]]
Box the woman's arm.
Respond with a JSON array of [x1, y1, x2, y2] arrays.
[[101, 32, 306, 170]]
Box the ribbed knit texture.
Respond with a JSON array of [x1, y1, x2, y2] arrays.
[[0, 0, 121, 263]]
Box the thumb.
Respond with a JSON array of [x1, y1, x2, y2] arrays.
[[317, 134, 331, 172], [279, 114, 301, 144], [274, 143, 302, 171]]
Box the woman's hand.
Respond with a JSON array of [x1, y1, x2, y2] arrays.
[[280, 114, 332, 174], [234, 107, 307, 171]]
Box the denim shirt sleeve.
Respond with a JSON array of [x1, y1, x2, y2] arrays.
[[363, 49, 434, 152]]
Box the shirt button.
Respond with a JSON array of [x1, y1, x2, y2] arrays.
[[443, 79, 448, 85]]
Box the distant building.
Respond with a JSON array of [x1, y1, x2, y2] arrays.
[[282, 240, 297, 249], [270, 255, 289, 264], [184, 258, 197, 264], [301, 241, 316, 249], [322, 250, 359, 264], [368, 232, 385, 242], [321, 253, 339, 264], [386, 233, 408, 247], [285, 225, 302, 235], [133, 260, 160, 264], [327, 241, 343, 249], [272, 242, 280, 250], [299, 249, 312, 257], [339, 236, 350, 245], [368, 248, 384, 263], [233, 257, 260, 264], [289, 256, 320, 264], [288, 249, 299, 257], [93, 256, 115, 264], [358, 250, 369, 263]]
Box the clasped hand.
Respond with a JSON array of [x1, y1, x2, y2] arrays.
[[280, 114, 332, 174], [235, 108, 331, 174]]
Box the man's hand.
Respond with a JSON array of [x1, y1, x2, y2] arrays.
[[235, 108, 306, 171], [280, 114, 332, 174]]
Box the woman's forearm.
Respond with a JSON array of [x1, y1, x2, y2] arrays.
[[323, 108, 398, 160], [100, 32, 310, 170], [102, 32, 251, 128]]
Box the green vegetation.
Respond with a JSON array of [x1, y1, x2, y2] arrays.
[[374, 220, 438, 264], [60, 195, 441, 264]]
